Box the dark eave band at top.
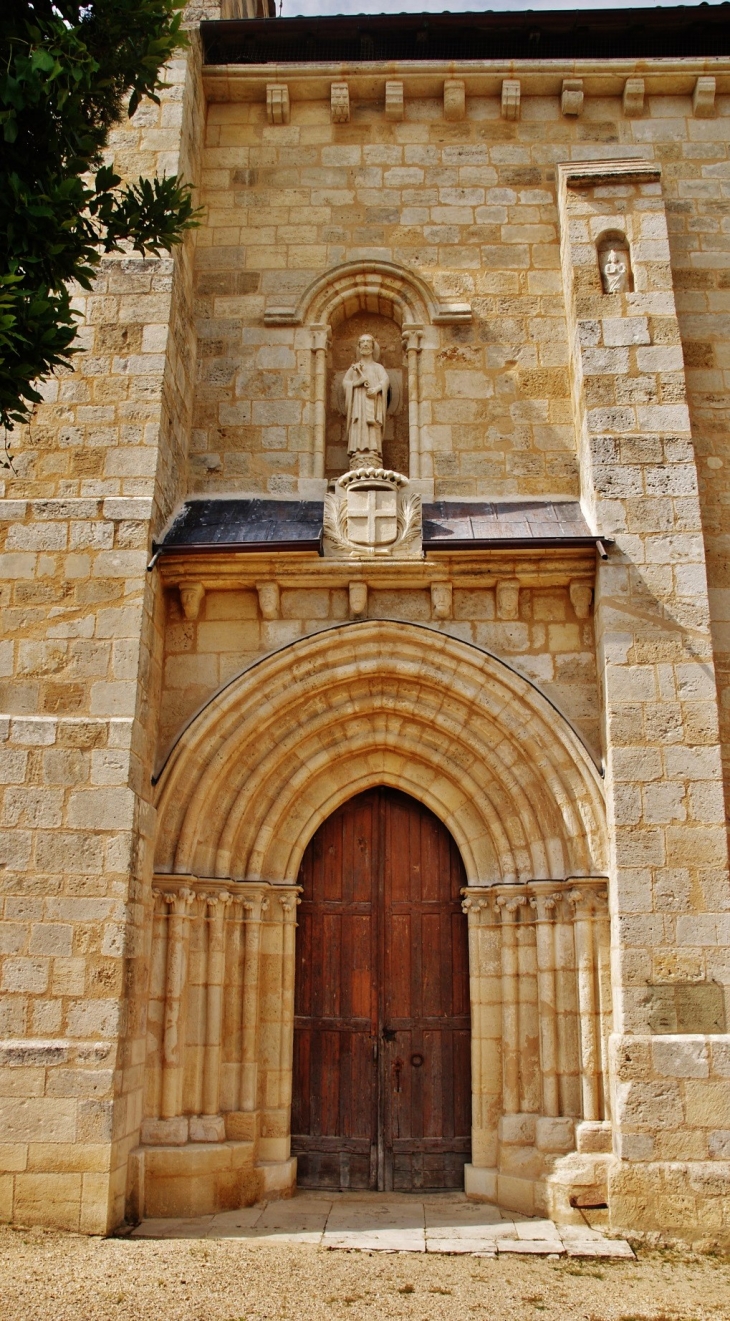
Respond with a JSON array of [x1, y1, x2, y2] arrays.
[[201, 7, 730, 67]]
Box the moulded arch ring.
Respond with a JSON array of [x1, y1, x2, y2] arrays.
[[263, 259, 472, 328]]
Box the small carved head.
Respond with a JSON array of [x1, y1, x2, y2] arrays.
[[357, 334, 381, 361]]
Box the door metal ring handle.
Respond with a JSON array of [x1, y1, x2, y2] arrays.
[[410, 1052, 424, 1068]]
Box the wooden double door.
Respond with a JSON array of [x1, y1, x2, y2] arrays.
[[292, 787, 471, 1192]]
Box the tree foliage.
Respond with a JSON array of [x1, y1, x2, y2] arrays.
[[0, 0, 200, 433]]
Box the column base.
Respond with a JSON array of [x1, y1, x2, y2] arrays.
[[608, 1159, 730, 1248], [256, 1156, 297, 1200], [464, 1164, 497, 1201], [129, 1141, 258, 1220]]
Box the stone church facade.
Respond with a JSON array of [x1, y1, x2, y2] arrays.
[[1, 6, 730, 1242]]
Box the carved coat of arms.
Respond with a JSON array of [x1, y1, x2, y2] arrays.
[[323, 468, 422, 560], [346, 484, 398, 547]]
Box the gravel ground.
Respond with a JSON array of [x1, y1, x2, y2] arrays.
[[1, 1226, 730, 1321]]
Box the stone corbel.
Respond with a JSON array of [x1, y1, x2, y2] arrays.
[[561, 78, 584, 117], [496, 579, 520, 620], [501, 79, 521, 121], [348, 581, 368, 619], [444, 79, 465, 121], [431, 581, 452, 620], [693, 75, 716, 118], [331, 82, 349, 123], [266, 83, 290, 125], [569, 581, 593, 620], [385, 81, 404, 121], [179, 582, 205, 621], [257, 581, 280, 620], [622, 77, 645, 118]]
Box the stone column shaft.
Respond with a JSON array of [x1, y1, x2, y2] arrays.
[[311, 325, 330, 480], [239, 892, 268, 1112], [202, 893, 230, 1116], [571, 893, 601, 1122], [161, 888, 194, 1120], [499, 900, 521, 1115], [463, 893, 502, 1168], [532, 893, 560, 1118], [402, 326, 422, 479]]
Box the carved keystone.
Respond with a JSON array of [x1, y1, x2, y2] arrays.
[[257, 582, 280, 620], [443, 80, 465, 122], [266, 83, 290, 125], [561, 79, 584, 117], [179, 583, 205, 621], [501, 79, 521, 121], [331, 83, 350, 124]]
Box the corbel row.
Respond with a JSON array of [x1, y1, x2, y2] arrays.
[[178, 578, 593, 624], [179, 581, 280, 622], [265, 75, 717, 126]]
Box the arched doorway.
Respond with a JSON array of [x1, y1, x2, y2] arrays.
[[291, 787, 471, 1192]]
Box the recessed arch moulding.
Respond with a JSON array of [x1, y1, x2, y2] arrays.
[[154, 621, 608, 889], [264, 261, 472, 489]]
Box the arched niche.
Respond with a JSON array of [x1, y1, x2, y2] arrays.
[[326, 310, 408, 479], [264, 261, 472, 483], [596, 229, 633, 295]]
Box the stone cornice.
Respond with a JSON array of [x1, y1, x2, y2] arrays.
[[203, 59, 730, 104]]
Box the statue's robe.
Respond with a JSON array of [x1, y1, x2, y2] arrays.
[[343, 357, 390, 464]]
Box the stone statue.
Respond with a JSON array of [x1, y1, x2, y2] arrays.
[[599, 246, 630, 295], [343, 334, 391, 469]]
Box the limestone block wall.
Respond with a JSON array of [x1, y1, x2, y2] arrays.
[[0, 35, 206, 1231], [192, 88, 581, 497], [156, 554, 600, 765], [1, 33, 730, 1241], [558, 157, 730, 1237]]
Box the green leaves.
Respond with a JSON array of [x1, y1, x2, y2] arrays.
[[0, 0, 199, 431]]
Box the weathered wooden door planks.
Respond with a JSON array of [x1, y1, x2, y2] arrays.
[[292, 787, 471, 1191]]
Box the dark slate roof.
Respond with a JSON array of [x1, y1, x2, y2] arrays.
[[202, 8, 730, 65], [155, 497, 597, 555], [423, 499, 595, 549], [156, 499, 324, 552]]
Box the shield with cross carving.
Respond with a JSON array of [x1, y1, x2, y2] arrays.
[[346, 486, 398, 547]]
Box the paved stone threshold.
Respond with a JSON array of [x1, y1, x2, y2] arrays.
[[131, 1192, 635, 1258]]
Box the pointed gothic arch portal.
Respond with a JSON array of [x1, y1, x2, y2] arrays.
[[292, 785, 471, 1192]]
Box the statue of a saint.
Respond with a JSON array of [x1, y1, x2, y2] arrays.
[[599, 246, 630, 295], [343, 334, 391, 469]]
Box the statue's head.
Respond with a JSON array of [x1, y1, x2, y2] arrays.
[[357, 334, 380, 361]]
